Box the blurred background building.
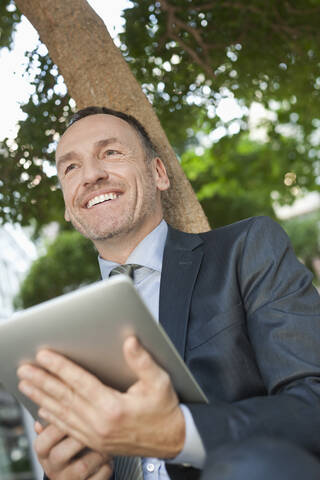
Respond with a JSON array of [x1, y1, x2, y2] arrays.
[[0, 224, 41, 479]]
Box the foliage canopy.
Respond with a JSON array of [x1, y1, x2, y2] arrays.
[[1, 0, 320, 232], [282, 211, 320, 276], [15, 231, 99, 308]]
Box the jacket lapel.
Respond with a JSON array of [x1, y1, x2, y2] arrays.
[[159, 226, 203, 360]]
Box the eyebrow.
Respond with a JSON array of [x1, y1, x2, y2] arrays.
[[93, 137, 119, 150], [56, 151, 79, 172], [56, 137, 119, 171]]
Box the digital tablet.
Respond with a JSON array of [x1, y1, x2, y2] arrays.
[[0, 275, 208, 419]]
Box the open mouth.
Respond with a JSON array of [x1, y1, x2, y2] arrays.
[[86, 192, 120, 209]]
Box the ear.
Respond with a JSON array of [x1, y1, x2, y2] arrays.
[[154, 157, 170, 192], [64, 208, 71, 222]]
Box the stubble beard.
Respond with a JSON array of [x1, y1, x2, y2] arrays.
[[68, 209, 136, 242]]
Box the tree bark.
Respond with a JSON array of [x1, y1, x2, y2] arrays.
[[15, 0, 210, 233]]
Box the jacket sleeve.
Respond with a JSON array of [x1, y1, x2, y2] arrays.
[[188, 216, 320, 455]]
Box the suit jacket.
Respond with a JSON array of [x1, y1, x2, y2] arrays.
[[163, 216, 320, 480], [44, 216, 320, 480]]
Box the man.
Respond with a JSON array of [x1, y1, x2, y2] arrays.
[[17, 107, 320, 480]]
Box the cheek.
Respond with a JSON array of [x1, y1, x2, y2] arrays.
[[63, 191, 72, 211], [64, 207, 71, 222], [62, 179, 78, 208], [136, 176, 150, 201]]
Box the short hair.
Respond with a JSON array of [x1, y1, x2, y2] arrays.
[[68, 106, 158, 161]]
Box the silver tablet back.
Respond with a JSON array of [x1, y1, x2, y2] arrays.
[[0, 275, 207, 419]]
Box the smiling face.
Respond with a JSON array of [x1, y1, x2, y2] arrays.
[[56, 114, 169, 258]]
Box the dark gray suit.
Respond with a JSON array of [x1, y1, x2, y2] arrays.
[[44, 216, 320, 480], [161, 216, 320, 479]]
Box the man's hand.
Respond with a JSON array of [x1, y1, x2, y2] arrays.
[[33, 422, 113, 479], [17, 336, 185, 458]]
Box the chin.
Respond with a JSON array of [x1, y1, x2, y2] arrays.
[[79, 227, 116, 242], [72, 220, 129, 242]]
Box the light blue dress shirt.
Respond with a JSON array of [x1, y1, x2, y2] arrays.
[[98, 220, 206, 479]]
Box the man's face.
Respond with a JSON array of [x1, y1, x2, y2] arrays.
[[56, 114, 169, 246]]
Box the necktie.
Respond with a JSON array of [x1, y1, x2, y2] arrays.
[[109, 263, 144, 480], [113, 455, 144, 480], [109, 263, 142, 281]]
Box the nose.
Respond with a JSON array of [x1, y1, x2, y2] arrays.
[[82, 158, 109, 187]]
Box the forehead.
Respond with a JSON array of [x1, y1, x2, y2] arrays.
[[56, 114, 142, 160]]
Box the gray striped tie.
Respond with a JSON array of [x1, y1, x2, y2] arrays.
[[109, 263, 144, 480], [113, 455, 144, 480], [109, 263, 142, 281]]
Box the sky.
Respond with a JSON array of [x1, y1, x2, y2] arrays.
[[0, 0, 132, 141]]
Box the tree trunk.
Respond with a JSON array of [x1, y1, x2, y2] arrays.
[[15, 0, 210, 233]]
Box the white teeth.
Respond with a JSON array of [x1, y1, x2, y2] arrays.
[[87, 192, 119, 208]]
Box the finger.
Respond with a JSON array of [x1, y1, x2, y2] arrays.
[[18, 376, 78, 422], [19, 369, 110, 448], [34, 423, 67, 459], [66, 449, 107, 480], [89, 461, 114, 479], [19, 371, 110, 451], [18, 362, 93, 408], [35, 350, 107, 399], [34, 421, 44, 434], [123, 336, 169, 387], [18, 363, 69, 403], [47, 436, 86, 469], [18, 365, 90, 430], [37, 408, 89, 448]]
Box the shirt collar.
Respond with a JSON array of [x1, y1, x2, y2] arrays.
[[98, 220, 168, 280]]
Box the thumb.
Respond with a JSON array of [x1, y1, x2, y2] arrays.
[[123, 336, 167, 386], [34, 421, 44, 434]]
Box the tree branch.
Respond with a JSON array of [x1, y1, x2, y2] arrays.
[[159, 0, 215, 79]]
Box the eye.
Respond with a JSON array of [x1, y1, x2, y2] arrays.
[[64, 163, 77, 175], [105, 149, 120, 156]]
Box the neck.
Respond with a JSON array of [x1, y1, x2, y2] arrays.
[[95, 218, 163, 264]]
